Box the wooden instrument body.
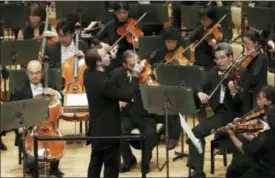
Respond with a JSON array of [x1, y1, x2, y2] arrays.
[[25, 120, 66, 162], [165, 46, 190, 65], [139, 61, 159, 85], [61, 57, 89, 121]]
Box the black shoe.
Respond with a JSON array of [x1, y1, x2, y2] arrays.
[[0, 141, 7, 151], [120, 158, 137, 173], [190, 170, 206, 178], [168, 139, 177, 150], [49, 169, 64, 178]]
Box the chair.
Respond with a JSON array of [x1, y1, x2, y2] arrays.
[[130, 123, 164, 171]]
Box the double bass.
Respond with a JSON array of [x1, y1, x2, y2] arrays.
[[61, 23, 88, 121]]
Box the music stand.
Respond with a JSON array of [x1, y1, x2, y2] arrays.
[[140, 85, 197, 178], [180, 6, 201, 30], [243, 7, 273, 31], [0, 39, 41, 66], [0, 2, 28, 29], [9, 68, 62, 94], [55, 1, 109, 25], [0, 98, 49, 177]]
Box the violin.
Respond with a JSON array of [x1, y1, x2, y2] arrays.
[[139, 60, 159, 85], [165, 46, 191, 65], [214, 122, 264, 134], [238, 49, 260, 69], [238, 108, 265, 124], [204, 24, 223, 45], [116, 17, 144, 44]]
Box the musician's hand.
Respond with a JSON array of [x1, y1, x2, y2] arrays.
[[43, 30, 57, 38], [75, 50, 85, 59], [233, 117, 241, 124], [228, 81, 237, 96], [208, 39, 217, 47], [131, 63, 143, 78], [119, 101, 128, 109], [133, 37, 139, 49], [44, 88, 58, 96], [100, 42, 111, 51], [197, 92, 209, 104], [110, 45, 118, 59], [268, 40, 275, 52], [18, 127, 24, 134], [242, 133, 255, 141], [224, 126, 235, 136]]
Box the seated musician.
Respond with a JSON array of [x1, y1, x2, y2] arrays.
[[91, 1, 139, 70], [225, 85, 275, 178], [11, 60, 64, 177], [17, 3, 57, 40], [187, 42, 250, 178], [45, 20, 89, 68], [148, 26, 184, 149], [111, 50, 157, 174], [189, 6, 222, 70], [0, 65, 10, 151]]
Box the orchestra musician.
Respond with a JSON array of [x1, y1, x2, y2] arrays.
[[230, 30, 268, 110], [187, 43, 250, 178], [45, 20, 89, 68], [17, 3, 57, 40], [91, 1, 139, 70], [84, 45, 143, 178], [11, 60, 64, 177], [225, 85, 275, 178], [189, 6, 223, 70], [111, 50, 157, 174], [0, 65, 9, 151]]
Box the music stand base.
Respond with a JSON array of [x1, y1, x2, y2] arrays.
[[173, 152, 188, 162]]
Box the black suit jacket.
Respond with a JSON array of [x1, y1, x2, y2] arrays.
[[45, 40, 89, 68], [84, 68, 139, 150], [195, 66, 250, 114], [111, 67, 150, 117]]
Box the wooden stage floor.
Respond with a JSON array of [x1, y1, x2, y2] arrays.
[[1, 118, 231, 177]]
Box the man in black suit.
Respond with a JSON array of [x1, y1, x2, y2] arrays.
[[12, 60, 64, 178], [111, 50, 157, 174], [84, 45, 143, 178], [187, 43, 250, 178], [45, 20, 89, 68]]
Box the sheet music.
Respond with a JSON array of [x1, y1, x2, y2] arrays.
[[179, 113, 203, 154], [66, 93, 88, 106]]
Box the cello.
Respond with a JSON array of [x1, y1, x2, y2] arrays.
[[61, 23, 88, 121]]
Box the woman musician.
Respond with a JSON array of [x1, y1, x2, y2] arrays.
[[224, 85, 275, 178]]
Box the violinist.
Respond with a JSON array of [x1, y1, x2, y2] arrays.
[[84, 46, 143, 178], [111, 50, 157, 174], [225, 85, 275, 178], [187, 43, 249, 178], [11, 60, 64, 177], [17, 3, 57, 40], [45, 20, 89, 68], [91, 1, 139, 70], [189, 6, 222, 70], [230, 30, 268, 109]]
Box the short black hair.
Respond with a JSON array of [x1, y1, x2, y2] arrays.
[[163, 26, 181, 41], [56, 20, 74, 35], [199, 6, 216, 21], [259, 85, 275, 105], [113, 1, 129, 12], [243, 30, 262, 45], [85, 45, 102, 70]]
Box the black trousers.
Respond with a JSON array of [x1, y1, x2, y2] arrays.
[[14, 129, 60, 171], [120, 116, 158, 167], [155, 115, 181, 142], [87, 142, 120, 178], [187, 106, 235, 172]]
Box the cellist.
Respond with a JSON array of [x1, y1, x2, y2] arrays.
[[11, 60, 64, 177], [17, 3, 57, 40], [91, 1, 139, 70]]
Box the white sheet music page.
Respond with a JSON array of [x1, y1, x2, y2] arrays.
[[66, 93, 88, 106]]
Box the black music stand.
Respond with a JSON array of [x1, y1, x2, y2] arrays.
[[243, 7, 273, 31], [0, 98, 49, 177], [9, 68, 62, 93], [140, 85, 197, 178], [180, 6, 201, 30], [0, 2, 28, 29], [0, 39, 41, 66], [55, 1, 109, 26]]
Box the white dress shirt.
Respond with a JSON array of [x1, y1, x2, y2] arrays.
[[61, 41, 75, 63], [218, 71, 226, 104], [30, 83, 44, 97]]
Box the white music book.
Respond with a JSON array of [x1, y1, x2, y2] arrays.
[[179, 113, 203, 154], [66, 93, 88, 106]]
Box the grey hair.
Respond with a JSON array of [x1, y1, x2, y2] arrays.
[[213, 42, 233, 56], [122, 50, 138, 63]]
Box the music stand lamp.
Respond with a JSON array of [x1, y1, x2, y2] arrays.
[[140, 85, 197, 178], [0, 98, 49, 177]]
